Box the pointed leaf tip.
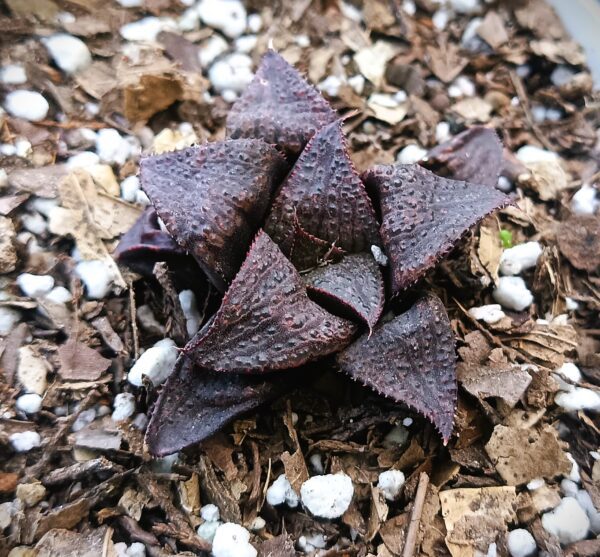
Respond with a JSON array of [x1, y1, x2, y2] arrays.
[[305, 253, 384, 331], [423, 126, 504, 189], [266, 120, 380, 268], [226, 50, 338, 156], [184, 230, 357, 373], [140, 139, 287, 290], [145, 357, 288, 456], [337, 293, 457, 443], [364, 163, 511, 294]]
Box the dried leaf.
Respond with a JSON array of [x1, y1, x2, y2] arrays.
[[8, 165, 68, 198], [57, 338, 111, 381], [363, 163, 510, 293], [485, 425, 571, 486], [337, 293, 457, 442], [140, 140, 287, 290], [557, 215, 600, 272], [451, 98, 493, 123], [226, 49, 337, 156], [355, 41, 398, 88], [185, 231, 357, 373], [0, 216, 17, 274]]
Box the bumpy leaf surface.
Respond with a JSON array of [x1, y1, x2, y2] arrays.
[[304, 254, 384, 331], [184, 230, 357, 372], [146, 357, 288, 456], [364, 163, 510, 294], [423, 126, 504, 189], [226, 50, 338, 156], [337, 293, 457, 442], [140, 140, 287, 290], [265, 120, 380, 268], [113, 207, 186, 275]]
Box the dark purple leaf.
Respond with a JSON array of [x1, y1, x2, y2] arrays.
[[363, 163, 511, 294], [140, 140, 287, 290], [265, 120, 380, 268], [184, 230, 357, 372], [146, 356, 288, 456], [422, 126, 504, 189], [226, 49, 338, 156], [113, 207, 186, 275], [305, 253, 384, 331], [337, 293, 457, 443], [289, 219, 345, 272]]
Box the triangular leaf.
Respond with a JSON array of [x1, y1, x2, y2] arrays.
[[265, 120, 380, 268], [337, 293, 457, 443], [226, 49, 338, 156], [305, 254, 384, 331], [364, 163, 510, 294], [140, 140, 287, 290], [114, 207, 186, 275], [423, 126, 504, 189], [146, 356, 288, 456], [184, 230, 357, 372]]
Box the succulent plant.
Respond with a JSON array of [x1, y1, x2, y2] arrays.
[[116, 50, 510, 456]]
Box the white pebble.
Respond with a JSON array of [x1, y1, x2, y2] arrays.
[[571, 184, 599, 215], [516, 145, 558, 164], [126, 542, 145, 557], [72, 408, 96, 432], [178, 290, 201, 337], [30, 198, 58, 218], [551, 65, 576, 87], [435, 121, 451, 144], [197, 519, 220, 542], [46, 286, 72, 305], [0, 64, 27, 85], [247, 13, 262, 33], [552, 362, 581, 392], [266, 474, 299, 508], [121, 176, 141, 203], [197, 0, 247, 39], [17, 273, 55, 298], [507, 529, 536, 557], [371, 245, 388, 266], [499, 242, 543, 276], [116, 0, 143, 6], [318, 75, 343, 97], [21, 212, 47, 235], [95, 128, 133, 165], [432, 9, 450, 31], [300, 473, 354, 519], [0, 144, 16, 156], [309, 453, 324, 474], [222, 89, 237, 103], [75, 260, 114, 299], [16, 393, 42, 414], [212, 523, 256, 557], [201, 503, 220, 522], [0, 307, 21, 335], [43, 34, 92, 74], [497, 176, 513, 192], [451, 75, 475, 97], [377, 470, 405, 501], [556, 388, 600, 412], [492, 276, 534, 312], [541, 497, 589, 545], [383, 424, 409, 448], [576, 489, 600, 534], [298, 533, 327, 552], [397, 144, 427, 164], [402, 417, 413, 427], [295, 34, 310, 48], [527, 478, 545, 491], [209, 53, 253, 94], [4, 90, 49, 122], [531, 105, 547, 124], [566, 453, 581, 483], [199, 35, 229, 67], [249, 517, 265, 531], [468, 304, 506, 324], [561, 478, 579, 498], [450, 0, 480, 14], [120, 17, 176, 42], [235, 35, 257, 54], [9, 431, 41, 452], [67, 151, 100, 170], [127, 338, 179, 387], [112, 392, 136, 421], [178, 7, 200, 31], [348, 74, 365, 95], [461, 17, 483, 47]]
